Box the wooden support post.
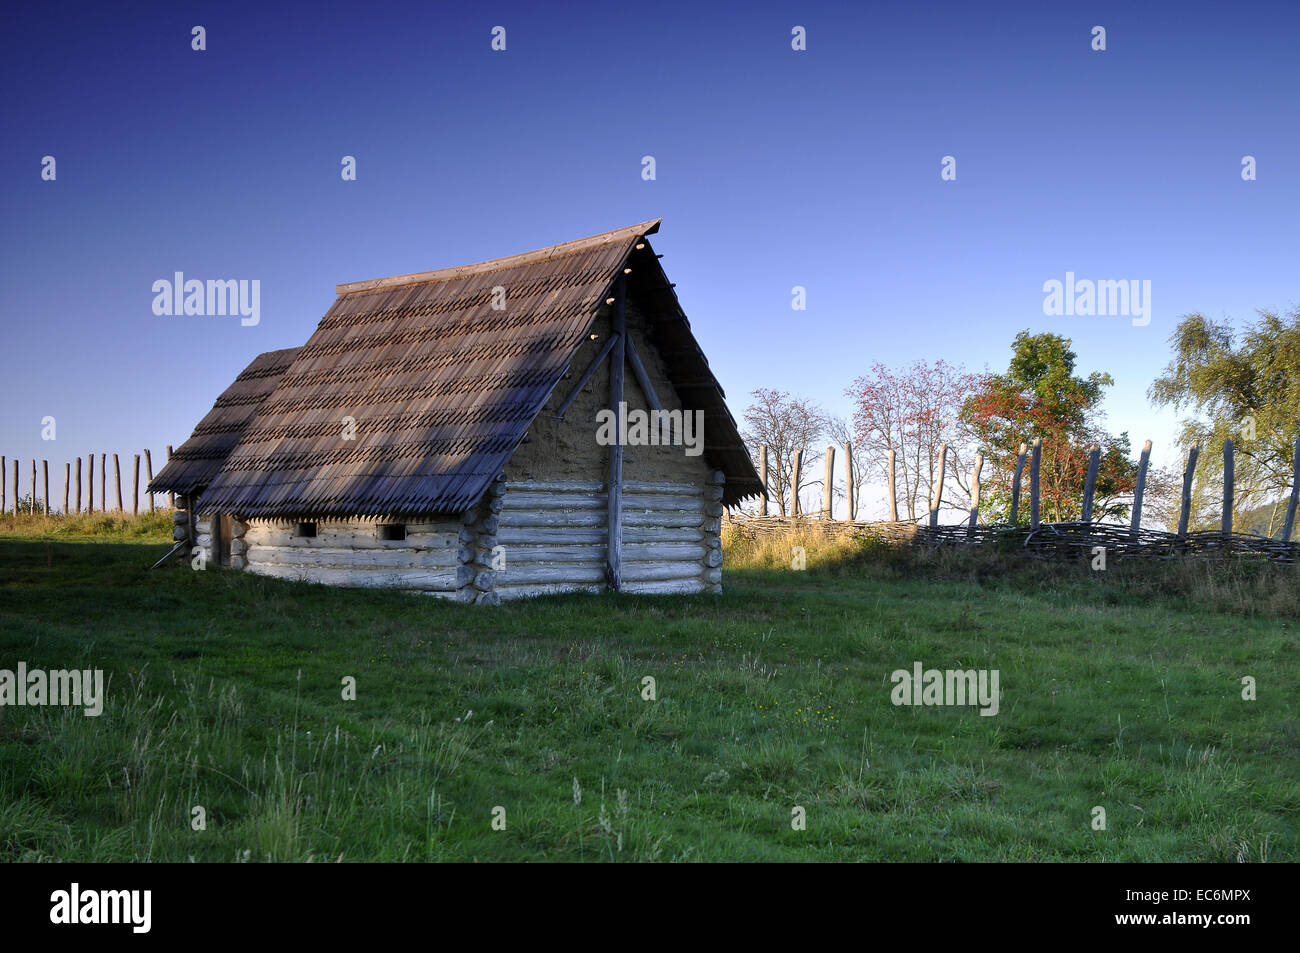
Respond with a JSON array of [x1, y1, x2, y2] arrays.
[[113, 454, 123, 513], [887, 448, 898, 522], [64, 463, 70, 515], [791, 450, 803, 518], [929, 443, 947, 527], [1029, 437, 1042, 530], [969, 451, 984, 530], [144, 449, 155, 513], [211, 509, 223, 567], [759, 444, 768, 517], [1130, 439, 1152, 537], [844, 442, 854, 521], [10, 459, 16, 516], [132, 454, 140, 516], [75, 457, 82, 514], [88, 454, 94, 513], [1010, 442, 1028, 523], [606, 274, 626, 591], [1081, 446, 1101, 523], [99, 453, 106, 513], [1222, 439, 1235, 539], [1282, 431, 1300, 543], [823, 445, 835, 520], [42, 460, 49, 516], [31, 460, 37, 514], [1176, 445, 1200, 539], [1, 455, 5, 514], [166, 446, 174, 508]]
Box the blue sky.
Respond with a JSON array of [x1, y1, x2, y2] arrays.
[[2, 0, 1296, 512]]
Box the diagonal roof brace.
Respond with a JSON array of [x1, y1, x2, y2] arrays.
[[552, 332, 620, 420]]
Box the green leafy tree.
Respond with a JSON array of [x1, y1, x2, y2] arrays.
[[1148, 308, 1300, 533], [962, 331, 1136, 524]]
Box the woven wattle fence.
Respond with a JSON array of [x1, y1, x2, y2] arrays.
[[739, 431, 1300, 562], [724, 515, 1300, 563]]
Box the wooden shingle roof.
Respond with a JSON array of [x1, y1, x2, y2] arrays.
[[175, 220, 761, 518], [149, 346, 300, 495]]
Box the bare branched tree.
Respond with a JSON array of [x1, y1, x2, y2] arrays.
[[846, 361, 979, 521], [740, 388, 829, 516]]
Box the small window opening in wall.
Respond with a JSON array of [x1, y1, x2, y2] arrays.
[[380, 523, 407, 541], [296, 521, 317, 538]]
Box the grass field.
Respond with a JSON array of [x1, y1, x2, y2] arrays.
[[1, 515, 1296, 862]]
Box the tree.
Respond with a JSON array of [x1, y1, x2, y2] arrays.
[[1138, 462, 1185, 533], [962, 331, 1136, 523], [846, 360, 979, 521], [1148, 308, 1300, 532], [740, 389, 828, 516]]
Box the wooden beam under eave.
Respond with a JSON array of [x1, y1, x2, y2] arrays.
[[607, 274, 626, 591]]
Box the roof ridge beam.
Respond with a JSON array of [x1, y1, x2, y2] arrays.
[[335, 220, 660, 295]]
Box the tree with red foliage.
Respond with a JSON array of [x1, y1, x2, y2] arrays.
[[962, 331, 1137, 524]]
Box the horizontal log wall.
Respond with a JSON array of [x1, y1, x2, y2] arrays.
[[193, 514, 212, 564], [188, 474, 726, 600], [495, 480, 607, 598], [494, 478, 721, 599], [240, 517, 465, 595]]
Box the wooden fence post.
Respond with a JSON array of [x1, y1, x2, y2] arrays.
[[1130, 439, 1152, 538], [113, 454, 123, 513], [1029, 438, 1042, 530], [823, 445, 835, 520], [758, 444, 768, 517], [1, 455, 5, 514], [1081, 446, 1101, 523], [969, 451, 984, 530], [75, 457, 82, 514], [791, 450, 803, 518], [42, 460, 50, 516], [1222, 439, 1235, 539], [88, 454, 94, 513], [132, 454, 140, 516], [145, 449, 155, 513], [1281, 430, 1300, 543], [99, 453, 106, 513], [1010, 442, 1028, 523], [30, 460, 37, 514], [929, 443, 947, 527], [10, 459, 17, 516], [1176, 445, 1199, 539], [844, 442, 855, 521], [64, 463, 70, 515], [887, 448, 898, 522], [166, 445, 175, 509]]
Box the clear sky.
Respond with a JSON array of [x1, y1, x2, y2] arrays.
[[2, 0, 1296, 512]]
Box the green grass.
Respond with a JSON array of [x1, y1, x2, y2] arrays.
[[0, 508, 174, 540], [0, 523, 1296, 862]]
